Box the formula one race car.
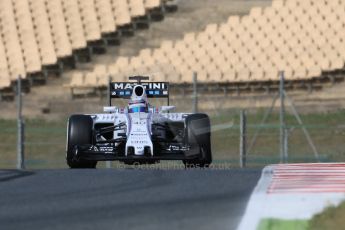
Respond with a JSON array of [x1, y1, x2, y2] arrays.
[[66, 76, 212, 168]]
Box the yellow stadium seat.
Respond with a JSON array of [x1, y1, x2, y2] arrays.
[[174, 40, 187, 54], [250, 68, 265, 81], [0, 37, 10, 89], [94, 0, 116, 33], [161, 40, 173, 52], [0, 76, 11, 88], [0, 0, 27, 80], [293, 66, 308, 80], [272, 0, 284, 11], [222, 69, 236, 82], [61, 0, 87, 49], [78, 0, 102, 41], [218, 23, 230, 36], [285, 0, 299, 9], [196, 32, 209, 46], [145, 0, 161, 9], [208, 69, 223, 82], [115, 57, 129, 71], [204, 24, 218, 36], [13, 0, 42, 73], [46, 0, 72, 57], [128, 0, 146, 17], [236, 68, 250, 82], [306, 66, 322, 78], [94, 64, 107, 77], [152, 49, 168, 63], [263, 7, 276, 19], [183, 32, 195, 45], [139, 48, 152, 58], [299, 1, 313, 11], [227, 16, 240, 29], [264, 69, 279, 81], [249, 7, 262, 20], [97, 75, 109, 87], [29, 0, 58, 65], [69, 72, 84, 87], [84, 72, 98, 87], [111, 0, 131, 25], [241, 16, 254, 31]]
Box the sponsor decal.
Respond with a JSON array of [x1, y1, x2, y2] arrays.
[[111, 82, 169, 98], [112, 82, 167, 90]]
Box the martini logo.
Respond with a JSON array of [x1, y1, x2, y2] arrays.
[[113, 82, 167, 90]]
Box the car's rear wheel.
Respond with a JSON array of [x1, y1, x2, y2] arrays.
[[183, 114, 212, 168], [66, 115, 97, 168]]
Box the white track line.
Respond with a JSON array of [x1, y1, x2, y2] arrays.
[[237, 164, 345, 230]]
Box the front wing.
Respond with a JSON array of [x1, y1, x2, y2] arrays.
[[72, 143, 198, 161]]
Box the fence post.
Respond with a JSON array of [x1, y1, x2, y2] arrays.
[[284, 128, 289, 162], [17, 75, 25, 169], [108, 75, 111, 106], [240, 110, 247, 168], [279, 71, 286, 163], [106, 75, 111, 168], [192, 72, 198, 113]]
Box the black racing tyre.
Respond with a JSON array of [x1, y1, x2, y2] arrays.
[[66, 115, 97, 168], [183, 113, 212, 168]]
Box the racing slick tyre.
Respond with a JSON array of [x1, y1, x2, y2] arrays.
[[183, 114, 212, 168], [67, 115, 97, 168]]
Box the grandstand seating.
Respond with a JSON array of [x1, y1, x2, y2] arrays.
[[0, 0, 176, 98], [72, 0, 344, 91]]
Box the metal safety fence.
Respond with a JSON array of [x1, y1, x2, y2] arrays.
[[2, 73, 345, 169]]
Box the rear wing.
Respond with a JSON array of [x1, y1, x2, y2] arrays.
[[108, 76, 170, 106], [109, 82, 169, 98]]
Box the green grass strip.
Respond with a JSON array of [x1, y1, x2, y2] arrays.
[[257, 219, 309, 230]]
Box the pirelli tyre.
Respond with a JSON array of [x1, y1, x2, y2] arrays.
[[66, 115, 97, 168], [183, 113, 212, 168]]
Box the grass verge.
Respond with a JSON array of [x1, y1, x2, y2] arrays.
[[308, 201, 345, 230], [257, 201, 345, 230], [257, 219, 309, 230], [0, 109, 345, 168]]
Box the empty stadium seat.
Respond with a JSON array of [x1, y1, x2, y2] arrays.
[[111, 0, 131, 26], [78, 0, 102, 41], [29, 0, 58, 66], [129, 0, 146, 17], [0, 0, 172, 93], [65, 0, 345, 94], [0, 0, 26, 80], [46, 0, 73, 57], [145, 0, 161, 9], [94, 0, 117, 34], [13, 0, 42, 72], [69, 72, 84, 87], [61, 0, 87, 49]]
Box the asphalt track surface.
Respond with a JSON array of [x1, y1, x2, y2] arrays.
[[0, 168, 261, 230]]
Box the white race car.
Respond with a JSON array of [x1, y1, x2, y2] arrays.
[[66, 76, 212, 168]]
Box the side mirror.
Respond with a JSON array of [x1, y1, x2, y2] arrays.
[[160, 106, 175, 112], [103, 106, 117, 113]]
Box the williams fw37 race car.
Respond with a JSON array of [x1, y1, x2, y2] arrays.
[[66, 76, 212, 168]]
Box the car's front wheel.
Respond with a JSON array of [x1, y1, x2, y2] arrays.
[[183, 113, 212, 168], [66, 115, 97, 168]]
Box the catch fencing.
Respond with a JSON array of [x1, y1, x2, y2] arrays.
[[2, 73, 345, 169]]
